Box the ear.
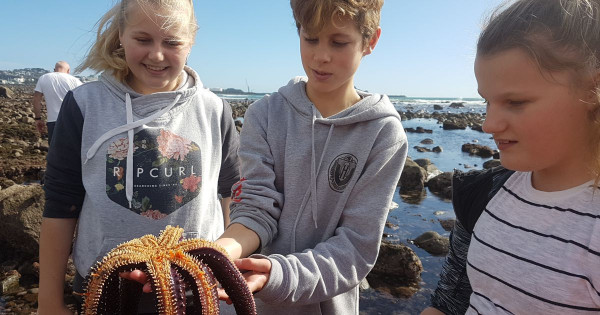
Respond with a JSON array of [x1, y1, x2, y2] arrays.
[[363, 27, 381, 56], [584, 69, 600, 109]]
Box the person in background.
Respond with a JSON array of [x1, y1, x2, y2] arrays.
[[422, 0, 600, 314], [36, 0, 239, 314], [213, 0, 408, 313], [33, 61, 82, 144]]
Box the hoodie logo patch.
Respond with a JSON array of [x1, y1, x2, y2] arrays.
[[328, 153, 357, 193], [105, 129, 202, 219]]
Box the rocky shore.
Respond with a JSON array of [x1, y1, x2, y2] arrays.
[[0, 84, 498, 314]]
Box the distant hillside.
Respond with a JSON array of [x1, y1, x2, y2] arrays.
[[0, 68, 97, 84]]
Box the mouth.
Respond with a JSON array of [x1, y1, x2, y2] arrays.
[[312, 69, 332, 80], [144, 64, 168, 72], [494, 138, 517, 150]]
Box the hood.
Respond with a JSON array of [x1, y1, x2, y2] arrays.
[[99, 66, 201, 117], [278, 76, 400, 125]]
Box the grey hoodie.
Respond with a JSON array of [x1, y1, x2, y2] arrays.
[[229, 77, 408, 314], [43, 66, 240, 277]]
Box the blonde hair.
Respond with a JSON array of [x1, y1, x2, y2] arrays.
[[478, 0, 600, 186], [290, 0, 383, 44], [77, 0, 198, 82]]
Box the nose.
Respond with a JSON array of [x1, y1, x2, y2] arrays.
[[148, 43, 165, 62], [482, 102, 506, 134], [314, 44, 331, 64]]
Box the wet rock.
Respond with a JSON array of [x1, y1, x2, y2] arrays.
[[449, 102, 465, 108], [404, 127, 433, 133], [432, 146, 443, 153], [439, 219, 456, 231], [413, 231, 449, 256], [414, 159, 442, 181], [369, 241, 422, 284], [443, 120, 467, 130], [462, 143, 495, 158], [420, 138, 434, 144], [414, 146, 431, 153], [399, 158, 427, 193], [483, 159, 502, 169], [433, 104, 444, 110], [427, 172, 453, 200]]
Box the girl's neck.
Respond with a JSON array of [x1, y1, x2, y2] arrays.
[[306, 83, 361, 118], [531, 155, 595, 191]]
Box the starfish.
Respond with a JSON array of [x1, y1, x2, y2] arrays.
[[82, 225, 256, 315]]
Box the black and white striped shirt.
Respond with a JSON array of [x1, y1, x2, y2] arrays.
[[466, 171, 600, 314]]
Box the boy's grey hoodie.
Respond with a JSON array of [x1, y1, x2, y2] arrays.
[[229, 77, 408, 314]]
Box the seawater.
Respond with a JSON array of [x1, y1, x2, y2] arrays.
[[219, 93, 492, 314]]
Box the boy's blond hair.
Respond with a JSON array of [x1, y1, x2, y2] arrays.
[[77, 0, 198, 83], [478, 0, 600, 186], [290, 0, 383, 45]]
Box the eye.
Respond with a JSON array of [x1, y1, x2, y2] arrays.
[[507, 100, 527, 106], [136, 38, 151, 44], [303, 37, 318, 44], [165, 39, 184, 47], [332, 41, 349, 47]]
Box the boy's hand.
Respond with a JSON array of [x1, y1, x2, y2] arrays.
[[218, 258, 271, 303], [119, 270, 152, 293]]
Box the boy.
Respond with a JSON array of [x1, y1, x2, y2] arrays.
[[216, 1, 408, 313]]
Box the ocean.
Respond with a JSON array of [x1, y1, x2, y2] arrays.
[[219, 93, 492, 314]]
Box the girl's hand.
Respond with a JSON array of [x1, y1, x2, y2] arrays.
[[218, 258, 271, 303], [119, 270, 152, 293]]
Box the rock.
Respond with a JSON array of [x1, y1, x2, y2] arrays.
[[433, 104, 444, 110], [413, 231, 450, 256], [0, 86, 15, 99], [0, 184, 44, 259], [0, 270, 21, 295], [449, 102, 465, 108], [427, 172, 453, 200], [483, 159, 502, 169], [432, 146, 443, 153], [462, 143, 495, 158], [443, 121, 467, 130], [414, 146, 431, 153], [399, 158, 427, 192], [414, 159, 442, 181], [439, 219, 456, 231], [433, 211, 446, 216], [404, 127, 433, 133], [370, 240, 423, 284], [420, 138, 434, 144], [0, 178, 16, 190]]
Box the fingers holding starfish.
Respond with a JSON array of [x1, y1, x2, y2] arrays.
[[219, 257, 271, 303], [119, 269, 152, 293]]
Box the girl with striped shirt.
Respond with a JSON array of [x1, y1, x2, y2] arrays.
[[422, 0, 600, 314]]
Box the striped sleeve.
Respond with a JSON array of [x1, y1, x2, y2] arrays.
[[430, 219, 473, 315]]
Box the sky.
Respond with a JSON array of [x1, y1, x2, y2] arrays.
[[1, 0, 504, 98]]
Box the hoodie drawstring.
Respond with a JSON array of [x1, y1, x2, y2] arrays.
[[125, 93, 134, 207], [84, 93, 182, 208], [302, 106, 335, 228]]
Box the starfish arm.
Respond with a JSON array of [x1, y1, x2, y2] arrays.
[[188, 247, 257, 315]]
